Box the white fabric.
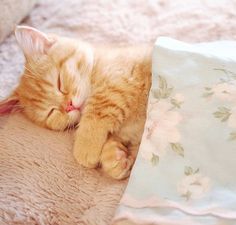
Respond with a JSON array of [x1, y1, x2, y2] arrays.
[[113, 37, 236, 225]]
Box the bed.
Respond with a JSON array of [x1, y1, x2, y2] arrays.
[[0, 0, 236, 224]]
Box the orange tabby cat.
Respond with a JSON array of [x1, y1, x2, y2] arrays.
[[0, 26, 152, 179]]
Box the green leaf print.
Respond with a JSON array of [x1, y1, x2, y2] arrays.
[[170, 98, 183, 109], [184, 166, 193, 176], [159, 75, 168, 89], [151, 153, 159, 166], [205, 87, 212, 91], [170, 143, 184, 157], [202, 87, 214, 98], [213, 68, 236, 77], [202, 92, 214, 98], [153, 76, 173, 99], [184, 166, 199, 176], [213, 107, 231, 122], [181, 191, 191, 201], [229, 132, 236, 141]]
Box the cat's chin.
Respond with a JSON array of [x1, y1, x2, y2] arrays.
[[67, 110, 81, 129]]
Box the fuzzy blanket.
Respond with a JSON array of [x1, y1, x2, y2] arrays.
[[1, 0, 236, 224], [0, 0, 37, 43]]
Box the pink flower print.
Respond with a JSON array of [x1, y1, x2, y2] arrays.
[[212, 82, 236, 102], [174, 94, 185, 102], [144, 100, 182, 159], [177, 173, 211, 200]]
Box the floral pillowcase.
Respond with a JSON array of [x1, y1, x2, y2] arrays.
[[113, 38, 236, 225]]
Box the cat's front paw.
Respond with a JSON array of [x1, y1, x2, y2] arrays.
[[73, 135, 101, 169], [100, 140, 134, 180]]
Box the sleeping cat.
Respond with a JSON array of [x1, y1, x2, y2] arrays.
[[0, 26, 152, 179]]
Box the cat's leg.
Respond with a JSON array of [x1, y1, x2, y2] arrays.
[[73, 117, 110, 168], [129, 144, 139, 160], [73, 92, 129, 169], [100, 137, 135, 180]]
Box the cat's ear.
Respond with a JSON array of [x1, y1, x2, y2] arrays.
[[15, 26, 55, 56], [0, 95, 21, 116]]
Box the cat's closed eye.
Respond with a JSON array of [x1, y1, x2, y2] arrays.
[[57, 73, 68, 95], [47, 108, 56, 118]]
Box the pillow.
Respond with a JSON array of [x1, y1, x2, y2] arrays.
[[113, 37, 236, 225]]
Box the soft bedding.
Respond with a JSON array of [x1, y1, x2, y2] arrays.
[[0, 0, 37, 43], [1, 0, 236, 224], [113, 38, 236, 225]]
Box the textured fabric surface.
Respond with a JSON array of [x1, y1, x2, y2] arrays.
[[0, 0, 236, 224], [113, 38, 236, 225], [0, 0, 37, 43], [0, 114, 125, 225]]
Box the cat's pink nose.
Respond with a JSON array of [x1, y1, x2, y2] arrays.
[[65, 101, 79, 112]]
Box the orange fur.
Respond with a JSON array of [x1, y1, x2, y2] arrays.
[[0, 26, 152, 179]]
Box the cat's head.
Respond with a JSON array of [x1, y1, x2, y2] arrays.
[[0, 26, 94, 130]]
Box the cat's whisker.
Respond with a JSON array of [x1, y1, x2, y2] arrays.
[[66, 117, 73, 134]]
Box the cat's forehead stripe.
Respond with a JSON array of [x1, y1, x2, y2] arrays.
[[58, 49, 76, 68]]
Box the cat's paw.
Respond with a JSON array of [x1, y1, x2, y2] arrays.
[[100, 140, 134, 180], [73, 135, 101, 169]]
